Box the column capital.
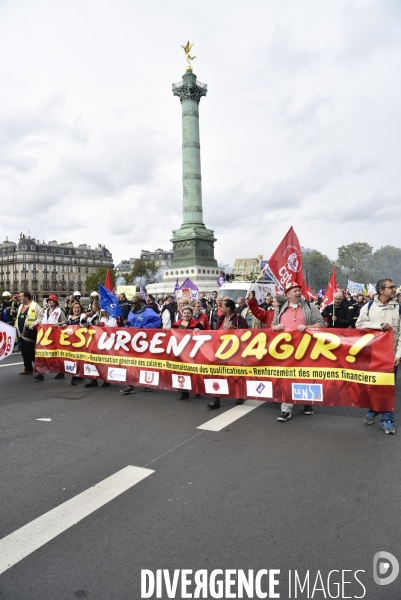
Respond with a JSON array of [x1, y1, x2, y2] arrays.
[[172, 72, 207, 104]]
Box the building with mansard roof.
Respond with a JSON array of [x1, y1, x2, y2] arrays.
[[0, 233, 113, 302]]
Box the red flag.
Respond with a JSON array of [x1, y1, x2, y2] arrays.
[[321, 266, 337, 310], [305, 286, 317, 301], [266, 226, 307, 295], [104, 268, 114, 294]]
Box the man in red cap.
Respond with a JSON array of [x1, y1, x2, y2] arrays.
[[272, 281, 325, 422]]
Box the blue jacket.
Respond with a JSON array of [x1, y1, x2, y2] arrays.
[[127, 307, 161, 329]]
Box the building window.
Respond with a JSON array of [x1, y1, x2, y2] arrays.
[[23, 254, 27, 261], [44, 283, 48, 291], [62, 274, 65, 281], [22, 264, 27, 271], [43, 264, 48, 271], [32, 272, 37, 280], [78, 267, 81, 273], [44, 273, 48, 280], [14, 264, 18, 271], [78, 275, 81, 282], [85, 267, 89, 273], [61, 265, 65, 272], [69, 266, 74, 272], [52, 266, 57, 272]]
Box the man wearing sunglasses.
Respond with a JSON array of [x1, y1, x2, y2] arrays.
[[356, 278, 401, 434], [120, 295, 161, 395]]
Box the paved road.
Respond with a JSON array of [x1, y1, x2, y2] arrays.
[[1, 353, 400, 599]]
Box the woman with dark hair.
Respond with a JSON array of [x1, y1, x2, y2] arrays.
[[272, 295, 287, 310], [207, 299, 248, 410], [146, 294, 160, 314], [57, 303, 86, 385], [171, 306, 203, 399]]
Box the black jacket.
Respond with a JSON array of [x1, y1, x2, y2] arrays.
[[119, 299, 132, 321], [322, 303, 354, 328]]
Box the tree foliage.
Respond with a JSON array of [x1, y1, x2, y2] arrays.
[[302, 250, 333, 291], [86, 267, 116, 293], [123, 259, 159, 285], [336, 242, 374, 283], [370, 246, 401, 284]]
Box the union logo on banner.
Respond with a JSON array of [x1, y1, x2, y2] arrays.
[[0, 322, 16, 362], [178, 375, 185, 388]]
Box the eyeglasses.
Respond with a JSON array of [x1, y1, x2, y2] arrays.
[[385, 286, 396, 290], [131, 301, 139, 305]]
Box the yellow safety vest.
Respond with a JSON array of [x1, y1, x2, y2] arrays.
[[16, 302, 41, 329]]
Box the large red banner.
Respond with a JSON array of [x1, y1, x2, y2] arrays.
[[34, 325, 395, 411]]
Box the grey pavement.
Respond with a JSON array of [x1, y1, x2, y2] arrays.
[[0, 353, 400, 599]]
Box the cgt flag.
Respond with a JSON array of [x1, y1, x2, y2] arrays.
[[267, 226, 307, 296], [98, 284, 122, 318]]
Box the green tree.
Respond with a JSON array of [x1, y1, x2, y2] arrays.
[[86, 267, 116, 293], [336, 242, 374, 284], [124, 259, 159, 285], [370, 246, 401, 285], [302, 250, 334, 292]]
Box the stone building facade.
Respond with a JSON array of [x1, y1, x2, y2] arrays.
[[0, 234, 113, 302]]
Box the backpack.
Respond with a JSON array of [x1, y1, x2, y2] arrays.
[[367, 300, 401, 316]]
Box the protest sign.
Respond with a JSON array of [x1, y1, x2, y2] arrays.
[[34, 326, 395, 412]]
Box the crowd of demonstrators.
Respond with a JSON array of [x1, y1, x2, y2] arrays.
[[356, 278, 401, 434], [11, 278, 401, 434]]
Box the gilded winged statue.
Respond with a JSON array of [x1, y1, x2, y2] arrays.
[[181, 41, 197, 70]]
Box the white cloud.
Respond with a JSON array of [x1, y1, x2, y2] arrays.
[[0, 0, 400, 267]]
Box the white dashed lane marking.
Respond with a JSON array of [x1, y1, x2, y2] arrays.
[[0, 362, 23, 368], [197, 400, 263, 431], [0, 465, 154, 575]]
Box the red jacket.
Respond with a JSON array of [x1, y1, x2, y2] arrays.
[[173, 318, 204, 330], [247, 297, 275, 328], [193, 312, 211, 330]]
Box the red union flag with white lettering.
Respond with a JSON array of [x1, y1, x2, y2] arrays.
[[266, 226, 306, 295]]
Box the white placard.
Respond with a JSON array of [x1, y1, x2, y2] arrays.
[[139, 370, 160, 386], [171, 374, 192, 390], [107, 367, 127, 382], [64, 360, 77, 375], [83, 364, 100, 377], [204, 379, 229, 395], [246, 381, 273, 398]]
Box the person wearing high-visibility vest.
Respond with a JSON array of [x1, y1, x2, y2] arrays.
[[15, 290, 44, 375]]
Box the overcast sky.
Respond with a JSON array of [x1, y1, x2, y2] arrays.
[[0, 0, 400, 267]]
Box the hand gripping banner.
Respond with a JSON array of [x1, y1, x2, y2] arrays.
[[34, 325, 396, 412]]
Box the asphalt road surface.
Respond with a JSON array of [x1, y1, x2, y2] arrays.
[[1, 353, 400, 600]]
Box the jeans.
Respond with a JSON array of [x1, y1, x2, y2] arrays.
[[368, 365, 398, 423]]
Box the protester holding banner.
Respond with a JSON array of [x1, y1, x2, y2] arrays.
[[170, 306, 204, 400], [356, 278, 401, 434], [15, 290, 44, 375], [121, 295, 161, 395], [207, 299, 248, 409], [272, 282, 325, 422], [83, 296, 101, 326], [34, 295, 65, 382], [172, 306, 203, 331], [321, 292, 353, 329]]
